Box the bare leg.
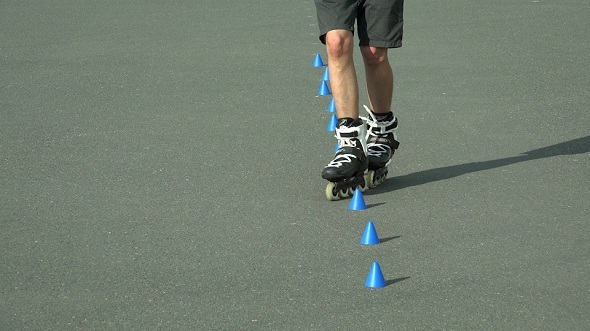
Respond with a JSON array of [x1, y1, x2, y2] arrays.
[[361, 46, 393, 114], [325, 30, 359, 119]]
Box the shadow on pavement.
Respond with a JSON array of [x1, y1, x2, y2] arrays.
[[386, 276, 411, 286], [370, 135, 590, 193], [379, 235, 401, 244], [364, 202, 387, 209]]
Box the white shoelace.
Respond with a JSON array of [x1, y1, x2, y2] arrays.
[[327, 138, 360, 167], [360, 105, 397, 158], [327, 123, 366, 168]]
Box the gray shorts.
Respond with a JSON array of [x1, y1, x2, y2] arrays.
[[314, 0, 404, 48]]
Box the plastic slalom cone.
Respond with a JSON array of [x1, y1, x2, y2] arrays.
[[313, 53, 324, 67], [365, 261, 387, 288], [318, 80, 331, 96], [360, 221, 380, 245], [327, 97, 336, 113], [322, 67, 330, 81], [327, 114, 337, 132], [348, 188, 367, 211]]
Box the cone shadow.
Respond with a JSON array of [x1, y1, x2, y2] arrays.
[[386, 276, 410, 286], [364, 202, 386, 209], [379, 235, 401, 244]]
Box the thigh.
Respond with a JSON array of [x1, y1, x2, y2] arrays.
[[314, 0, 359, 43], [358, 0, 404, 48]]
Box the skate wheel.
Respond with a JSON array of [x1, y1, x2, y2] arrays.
[[360, 177, 368, 192], [380, 172, 387, 184], [366, 171, 376, 189], [338, 187, 350, 199], [347, 187, 355, 196], [325, 182, 340, 201]]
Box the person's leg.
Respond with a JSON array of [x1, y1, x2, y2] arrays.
[[357, 0, 403, 114], [321, 30, 368, 192], [356, 0, 403, 182], [325, 30, 359, 120], [314, 0, 359, 120], [315, 0, 368, 199], [360, 46, 393, 115]]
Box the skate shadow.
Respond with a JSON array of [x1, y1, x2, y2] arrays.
[[367, 135, 590, 193], [386, 276, 410, 286]]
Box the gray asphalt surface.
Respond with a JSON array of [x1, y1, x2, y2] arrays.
[[1, 0, 589, 329]]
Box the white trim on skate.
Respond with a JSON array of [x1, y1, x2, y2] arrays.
[[333, 121, 367, 154], [360, 104, 398, 158]]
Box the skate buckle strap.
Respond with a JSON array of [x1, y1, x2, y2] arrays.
[[361, 105, 398, 134], [368, 121, 398, 135], [335, 125, 360, 139], [361, 105, 400, 155], [334, 122, 367, 153], [369, 136, 400, 149]]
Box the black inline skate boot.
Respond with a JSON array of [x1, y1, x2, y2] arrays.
[[322, 118, 368, 201], [362, 105, 400, 188]]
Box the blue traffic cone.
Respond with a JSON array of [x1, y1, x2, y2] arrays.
[[313, 53, 324, 67], [348, 188, 367, 211], [318, 81, 331, 96], [327, 114, 337, 132], [322, 67, 330, 81], [327, 97, 336, 113], [365, 261, 387, 288], [360, 221, 380, 245]]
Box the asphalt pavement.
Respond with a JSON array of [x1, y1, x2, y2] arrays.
[[1, 0, 589, 329]]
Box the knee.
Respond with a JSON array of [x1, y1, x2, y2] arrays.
[[360, 46, 388, 66], [325, 30, 354, 60]]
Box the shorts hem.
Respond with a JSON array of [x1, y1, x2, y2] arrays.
[[318, 26, 355, 44], [358, 40, 403, 48]]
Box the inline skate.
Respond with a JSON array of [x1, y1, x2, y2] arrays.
[[361, 105, 400, 188], [322, 118, 368, 201]]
